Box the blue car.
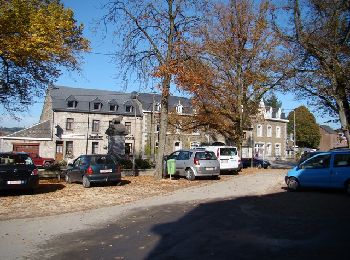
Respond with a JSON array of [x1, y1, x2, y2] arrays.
[[285, 150, 350, 194]]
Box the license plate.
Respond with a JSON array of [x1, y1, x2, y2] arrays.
[[7, 180, 24, 184], [206, 167, 214, 170], [100, 169, 112, 173]]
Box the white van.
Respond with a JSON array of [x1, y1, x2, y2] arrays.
[[201, 146, 241, 173]]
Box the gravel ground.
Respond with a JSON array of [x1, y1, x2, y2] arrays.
[[0, 169, 287, 259]]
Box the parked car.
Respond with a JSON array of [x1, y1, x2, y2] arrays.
[[29, 153, 55, 168], [65, 154, 122, 188], [164, 149, 220, 180], [285, 150, 350, 194], [298, 151, 324, 165], [199, 146, 241, 173], [241, 158, 271, 169], [0, 152, 39, 191]]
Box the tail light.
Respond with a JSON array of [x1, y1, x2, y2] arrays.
[[194, 158, 200, 165], [31, 168, 38, 175], [86, 166, 94, 175]]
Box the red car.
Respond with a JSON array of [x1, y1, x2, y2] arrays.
[[29, 153, 55, 168]]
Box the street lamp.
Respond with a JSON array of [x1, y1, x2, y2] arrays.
[[131, 92, 138, 176]]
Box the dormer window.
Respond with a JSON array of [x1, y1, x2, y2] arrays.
[[93, 102, 102, 110], [67, 100, 77, 108], [176, 104, 183, 114], [110, 104, 118, 112], [126, 105, 134, 113]]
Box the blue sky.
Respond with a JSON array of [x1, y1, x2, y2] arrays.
[[0, 0, 339, 129]]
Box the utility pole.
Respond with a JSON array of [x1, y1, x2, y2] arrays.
[[293, 109, 296, 161]]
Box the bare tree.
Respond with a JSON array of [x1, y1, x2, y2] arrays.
[[103, 0, 200, 178], [273, 0, 350, 147]]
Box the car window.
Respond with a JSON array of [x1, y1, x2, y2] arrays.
[[73, 157, 81, 167], [178, 151, 192, 160], [333, 153, 350, 167], [220, 148, 237, 156], [301, 154, 331, 169], [92, 155, 115, 165], [168, 151, 180, 160], [0, 154, 34, 165], [195, 151, 217, 160]]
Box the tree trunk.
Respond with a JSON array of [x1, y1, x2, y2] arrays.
[[337, 98, 350, 148], [154, 75, 171, 179]]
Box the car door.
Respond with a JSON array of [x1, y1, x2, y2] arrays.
[[298, 153, 332, 187], [331, 153, 350, 188], [69, 157, 83, 182], [176, 151, 191, 176]]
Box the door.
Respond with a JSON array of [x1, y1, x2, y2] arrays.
[[331, 153, 350, 188], [13, 143, 39, 155], [176, 151, 191, 176], [69, 157, 84, 182], [298, 154, 332, 187], [55, 141, 63, 161]]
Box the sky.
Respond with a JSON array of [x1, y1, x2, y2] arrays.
[[0, 0, 340, 130]]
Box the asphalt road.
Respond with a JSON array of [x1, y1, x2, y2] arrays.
[[37, 191, 350, 260]]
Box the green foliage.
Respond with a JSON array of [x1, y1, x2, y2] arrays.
[[0, 0, 90, 115], [287, 106, 321, 148], [119, 158, 154, 169], [264, 93, 282, 109]]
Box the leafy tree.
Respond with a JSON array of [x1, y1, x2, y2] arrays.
[[173, 0, 290, 148], [103, 0, 200, 179], [287, 106, 320, 148], [0, 0, 90, 116], [273, 0, 350, 147], [264, 93, 282, 109]]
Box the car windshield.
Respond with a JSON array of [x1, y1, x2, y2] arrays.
[[220, 148, 237, 156], [195, 151, 217, 160], [91, 155, 115, 165], [0, 154, 34, 165]]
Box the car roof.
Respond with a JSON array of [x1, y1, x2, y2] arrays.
[[0, 152, 29, 155]]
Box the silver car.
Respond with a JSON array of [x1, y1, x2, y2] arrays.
[[165, 149, 220, 180]]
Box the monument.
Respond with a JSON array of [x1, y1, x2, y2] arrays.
[[105, 116, 127, 156]]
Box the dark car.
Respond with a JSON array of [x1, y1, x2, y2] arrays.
[[65, 154, 122, 188], [241, 158, 271, 169], [0, 152, 39, 191]]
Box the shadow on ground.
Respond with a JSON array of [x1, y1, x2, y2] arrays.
[[0, 183, 65, 196], [39, 187, 350, 260]]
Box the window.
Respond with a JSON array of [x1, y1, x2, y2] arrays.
[[266, 143, 272, 156], [174, 141, 182, 151], [92, 120, 100, 132], [302, 154, 331, 169], [190, 141, 200, 149], [65, 141, 73, 155], [267, 125, 272, 137], [126, 105, 134, 113], [155, 103, 161, 112], [93, 102, 102, 110], [156, 124, 160, 132], [333, 153, 350, 167], [178, 151, 191, 160], [66, 118, 74, 130], [109, 104, 118, 112], [67, 100, 77, 108], [257, 124, 263, 137], [92, 142, 99, 154], [275, 143, 281, 157], [125, 122, 131, 134], [276, 126, 281, 138]]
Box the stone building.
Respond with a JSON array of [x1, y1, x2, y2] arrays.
[[0, 86, 209, 161], [242, 101, 289, 160], [318, 125, 348, 151]]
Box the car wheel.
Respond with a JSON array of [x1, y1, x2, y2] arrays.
[[65, 174, 72, 184], [82, 176, 91, 188], [186, 169, 195, 181], [44, 162, 51, 169], [257, 163, 262, 169], [287, 177, 299, 191]]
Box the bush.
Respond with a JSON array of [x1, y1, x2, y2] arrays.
[[135, 158, 153, 169], [44, 163, 61, 172]]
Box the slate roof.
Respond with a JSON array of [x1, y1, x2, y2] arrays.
[[320, 125, 337, 134], [5, 120, 52, 139], [50, 86, 193, 115]]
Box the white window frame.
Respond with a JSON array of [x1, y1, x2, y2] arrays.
[[257, 124, 263, 137], [276, 126, 281, 138], [176, 104, 183, 114], [275, 143, 281, 156], [267, 125, 272, 137], [266, 143, 272, 156]]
